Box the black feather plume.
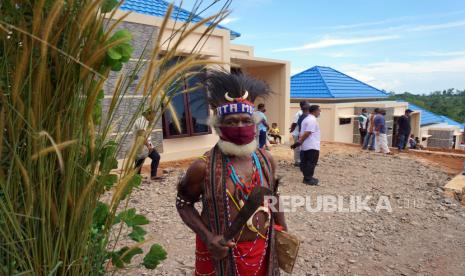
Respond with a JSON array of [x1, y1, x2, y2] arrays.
[[203, 70, 272, 109]]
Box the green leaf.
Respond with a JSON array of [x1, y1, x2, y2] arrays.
[[110, 61, 123, 72], [120, 43, 133, 58], [92, 89, 104, 125], [101, 0, 119, 13], [114, 208, 136, 225], [129, 225, 147, 242], [142, 244, 167, 269], [111, 247, 127, 268], [120, 174, 141, 200], [111, 246, 143, 268], [107, 47, 122, 60], [120, 54, 130, 63], [130, 214, 149, 226], [99, 174, 118, 189], [114, 207, 148, 227], [109, 30, 132, 44], [105, 30, 133, 71], [93, 202, 109, 228], [99, 141, 118, 173], [121, 247, 143, 263], [99, 141, 117, 162]]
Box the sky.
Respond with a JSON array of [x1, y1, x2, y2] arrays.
[[188, 0, 465, 94]]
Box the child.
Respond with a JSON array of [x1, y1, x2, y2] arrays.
[[415, 137, 425, 150], [269, 123, 282, 144], [408, 134, 416, 149]]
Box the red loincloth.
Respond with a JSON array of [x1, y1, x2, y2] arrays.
[[194, 235, 268, 276]]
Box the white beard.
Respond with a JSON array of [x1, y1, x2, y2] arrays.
[[218, 139, 258, 157], [209, 113, 260, 157]]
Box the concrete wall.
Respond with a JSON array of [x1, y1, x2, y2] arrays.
[[335, 105, 356, 144], [410, 113, 421, 140], [103, 21, 163, 159], [230, 44, 254, 57], [245, 63, 290, 142], [161, 131, 219, 161]]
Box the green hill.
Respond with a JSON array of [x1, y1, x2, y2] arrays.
[[389, 88, 465, 123]]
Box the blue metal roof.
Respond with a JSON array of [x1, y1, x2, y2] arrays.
[[439, 116, 464, 130], [406, 102, 443, 126], [291, 66, 389, 99], [405, 102, 464, 128], [120, 0, 241, 39]]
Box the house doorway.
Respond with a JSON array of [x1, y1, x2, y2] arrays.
[[392, 116, 400, 147]]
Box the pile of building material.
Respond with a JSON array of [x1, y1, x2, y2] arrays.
[[428, 129, 455, 148], [444, 174, 465, 206]]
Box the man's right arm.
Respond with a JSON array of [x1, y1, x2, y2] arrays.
[[176, 159, 234, 259], [298, 131, 311, 144]]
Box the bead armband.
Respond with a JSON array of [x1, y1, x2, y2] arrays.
[[176, 194, 194, 208]]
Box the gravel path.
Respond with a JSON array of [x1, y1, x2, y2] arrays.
[[116, 145, 465, 276]]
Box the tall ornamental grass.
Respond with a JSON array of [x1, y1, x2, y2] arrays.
[[0, 0, 230, 274]]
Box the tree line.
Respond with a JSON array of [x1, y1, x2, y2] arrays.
[[389, 88, 465, 123]]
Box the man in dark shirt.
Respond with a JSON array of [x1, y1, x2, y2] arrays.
[[397, 109, 413, 151]]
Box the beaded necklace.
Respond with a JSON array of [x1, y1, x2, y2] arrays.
[[224, 152, 269, 276], [226, 152, 264, 200]]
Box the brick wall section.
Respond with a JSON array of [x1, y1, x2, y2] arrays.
[[428, 129, 454, 148], [353, 107, 394, 146], [102, 21, 163, 159]]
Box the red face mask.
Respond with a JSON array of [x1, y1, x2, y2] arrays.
[[219, 125, 256, 145]]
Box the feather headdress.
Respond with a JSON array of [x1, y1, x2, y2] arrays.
[[203, 70, 271, 116]]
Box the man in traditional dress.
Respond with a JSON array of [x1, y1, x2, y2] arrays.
[[176, 71, 287, 275]]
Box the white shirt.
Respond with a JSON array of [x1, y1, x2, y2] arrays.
[[133, 116, 153, 159], [292, 110, 303, 136], [300, 114, 321, 151]]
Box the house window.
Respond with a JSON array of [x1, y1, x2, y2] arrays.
[[162, 69, 210, 138], [339, 118, 351, 125]]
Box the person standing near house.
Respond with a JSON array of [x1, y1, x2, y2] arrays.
[[255, 103, 269, 149], [362, 108, 378, 150], [397, 109, 413, 152], [134, 109, 162, 180], [358, 108, 369, 146], [289, 100, 309, 166], [374, 109, 391, 154], [176, 71, 286, 275], [291, 105, 321, 186]]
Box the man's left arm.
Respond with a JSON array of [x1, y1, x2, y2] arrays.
[[263, 151, 287, 231]]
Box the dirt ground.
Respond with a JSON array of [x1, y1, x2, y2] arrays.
[[118, 142, 465, 276]]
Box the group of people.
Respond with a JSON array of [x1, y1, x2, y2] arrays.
[[357, 108, 392, 154], [287, 104, 425, 188], [358, 107, 423, 153]]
